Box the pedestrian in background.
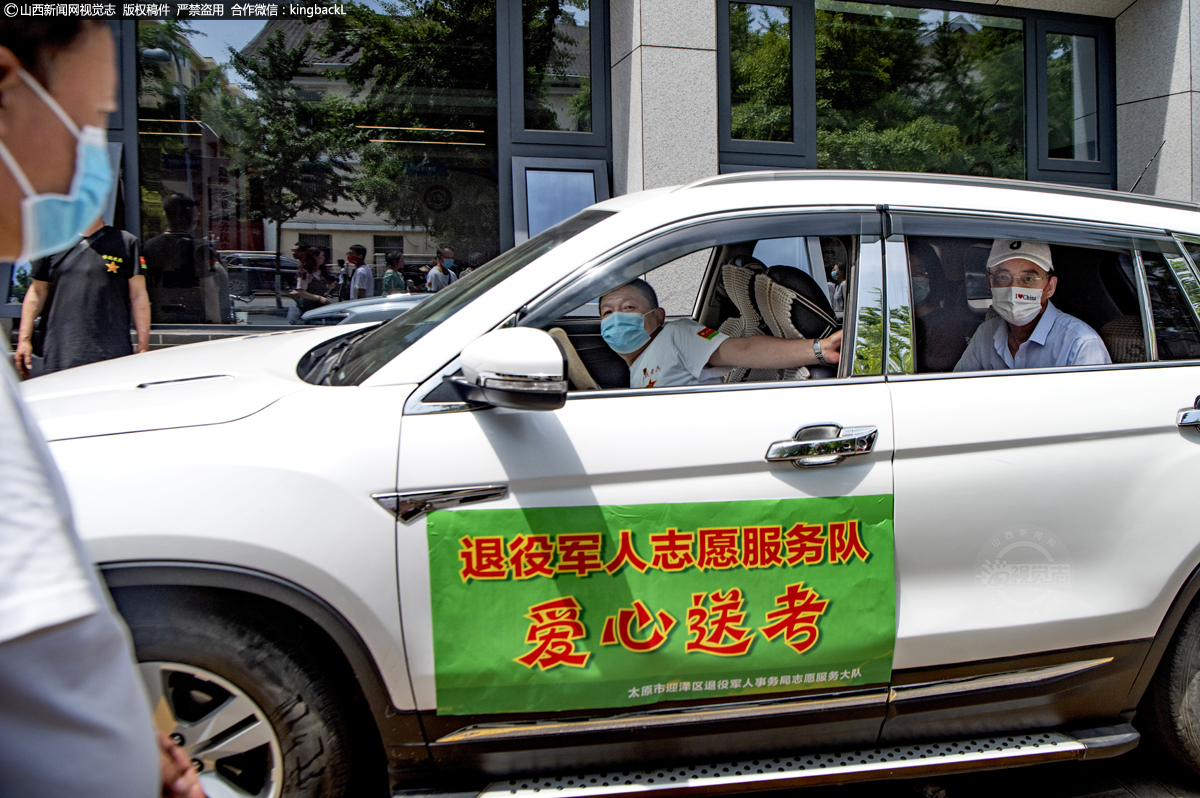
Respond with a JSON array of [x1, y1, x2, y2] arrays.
[[0, 19, 201, 798], [348, 243, 373, 299], [382, 251, 405, 295], [13, 215, 149, 377], [426, 247, 457, 293]]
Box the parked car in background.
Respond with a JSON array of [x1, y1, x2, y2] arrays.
[[220, 251, 301, 296], [21, 172, 1200, 798], [300, 292, 431, 325]]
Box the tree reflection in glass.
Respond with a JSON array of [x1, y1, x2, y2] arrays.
[[813, 2, 1024, 178], [523, 0, 592, 132], [729, 2, 793, 142]]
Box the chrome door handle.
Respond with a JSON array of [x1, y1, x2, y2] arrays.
[[373, 485, 508, 524], [1178, 396, 1200, 427], [765, 424, 878, 468]]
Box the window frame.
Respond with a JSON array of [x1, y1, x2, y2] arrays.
[[518, 207, 883, 395], [1029, 15, 1117, 184], [717, 0, 815, 168], [715, 0, 1117, 188], [886, 211, 1183, 378], [511, 156, 611, 244], [506, 0, 609, 147]]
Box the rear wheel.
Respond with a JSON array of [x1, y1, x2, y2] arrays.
[[125, 602, 358, 797], [1141, 598, 1200, 774]]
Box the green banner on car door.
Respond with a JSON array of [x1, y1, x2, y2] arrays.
[[426, 494, 895, 715]]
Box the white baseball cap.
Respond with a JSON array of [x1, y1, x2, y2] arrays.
[[986, 239, 1054, 273]]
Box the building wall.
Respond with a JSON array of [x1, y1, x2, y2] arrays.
[[609, 0, 1200, 206], [1114, 0, 1197, 200]]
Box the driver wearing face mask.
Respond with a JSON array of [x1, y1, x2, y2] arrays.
[[953, 239, 1110, 371], [600, 279, 842, 388]]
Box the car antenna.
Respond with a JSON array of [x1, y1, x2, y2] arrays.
[[1129, 140, 1166, 193]]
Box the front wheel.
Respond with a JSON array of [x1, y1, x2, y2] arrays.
[[125, 601, 359, 797]]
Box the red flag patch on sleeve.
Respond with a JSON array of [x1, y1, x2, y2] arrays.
[[697, 327, 720, 341]]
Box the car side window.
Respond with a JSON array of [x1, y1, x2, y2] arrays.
[[519, 213, 880, 392], [904, 234, 1146, 373], [1141, 249, 1200, 361]]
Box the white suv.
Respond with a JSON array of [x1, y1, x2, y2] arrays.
[[23, 172, 1200, 798]]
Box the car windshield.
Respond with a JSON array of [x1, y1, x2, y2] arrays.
[[326, 209, 615, 385]]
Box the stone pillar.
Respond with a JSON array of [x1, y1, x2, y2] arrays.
[[1115, 0, 1196, 199], [609, 0, 720, 196]]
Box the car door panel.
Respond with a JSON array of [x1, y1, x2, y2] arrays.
[[890, 366, 1200, 671], [396, 380, 895, 775]]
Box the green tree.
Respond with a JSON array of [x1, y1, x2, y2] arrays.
[[322, 0, 501, 258], [215, 28, 360, 304]]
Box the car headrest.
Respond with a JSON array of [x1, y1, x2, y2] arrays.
[[757, 265, 840, 341], [721, 259, 768, 336]]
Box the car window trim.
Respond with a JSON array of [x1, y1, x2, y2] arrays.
[[1132, 249, 1160, 362], [888, 206, 1175, 240], [885, 358, 1200, 383], [1164, 236, 1200, 337]]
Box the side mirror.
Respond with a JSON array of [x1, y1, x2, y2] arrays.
[[445, 327, 568, 411]]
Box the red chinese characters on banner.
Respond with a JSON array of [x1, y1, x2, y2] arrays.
[[686, 588, 755, 656], [829, 521, 870, 564], [759, 581, 829, 654], [508, 535, 555, 580], [783, 524, 826, 566], [514, 597, 591, 670], [605, 529, 651, 574], [600, 600, 677, 652], [697, 528, 740, 570], [459, 536, 509, 582], [650, 528, 696, 572], [557, 533, 605, 577], [455, 518, 871, 582], [742, 526, 784, 568]]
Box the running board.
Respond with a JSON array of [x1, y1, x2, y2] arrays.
[[475, 725, 1138, 798]]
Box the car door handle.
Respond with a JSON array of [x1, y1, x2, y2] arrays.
[[765, 424, 878, 468], [373, 485, 508, 524], [1178, 396, 1200, 428]]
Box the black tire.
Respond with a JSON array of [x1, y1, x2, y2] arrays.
[[1141, 598, 1200, 775], [123, 597, 358, 797]]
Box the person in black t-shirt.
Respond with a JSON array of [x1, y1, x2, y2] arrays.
[[13, 218, 150, 376], [142, 193, 218, 323]]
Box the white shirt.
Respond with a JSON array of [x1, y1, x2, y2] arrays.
[[954, 302, 1112, 371], [630, 319, 730, 388], [426, 266, 456, 292], [0, 362, 97, 645], [350, 263, 374, 296]]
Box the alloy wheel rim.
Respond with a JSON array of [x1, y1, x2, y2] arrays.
[[140, 661, 284, 798]]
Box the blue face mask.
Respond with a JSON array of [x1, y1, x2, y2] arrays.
[[0, 69, 113, 263], [601, 311, 653, 354], [443, 258, 454, 269]]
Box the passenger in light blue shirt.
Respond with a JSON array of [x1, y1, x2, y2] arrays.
[[954, 239, 1111, 371]]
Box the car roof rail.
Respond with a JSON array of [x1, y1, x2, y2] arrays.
[[681, 170, 1200, 213]]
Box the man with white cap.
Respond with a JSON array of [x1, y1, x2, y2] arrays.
[[954, 239, 1110, 371]]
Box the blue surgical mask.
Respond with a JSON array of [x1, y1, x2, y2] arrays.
[[0, 69, 113, 263], [443, 258, 454, 269], [601, 311, 653, 354]]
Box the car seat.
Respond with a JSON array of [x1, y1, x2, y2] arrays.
[[717, 258, 840, 382]]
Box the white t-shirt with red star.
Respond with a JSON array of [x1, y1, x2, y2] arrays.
[[629, 319, 730, 388]]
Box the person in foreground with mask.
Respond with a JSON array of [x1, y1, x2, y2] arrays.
[[954, 239, 1110, 371], [0, 20, 202, 798], [600, 279, 842, 388]]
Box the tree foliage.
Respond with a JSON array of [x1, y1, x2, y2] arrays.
[[729, 3, 793, 142], [214, 28, 360, 265], [812, 8, 1024, 178]]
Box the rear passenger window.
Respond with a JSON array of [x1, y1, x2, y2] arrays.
[[903, 232, 1144, 373], [1142, 250, 1200, 361]]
